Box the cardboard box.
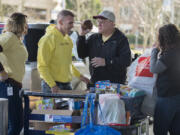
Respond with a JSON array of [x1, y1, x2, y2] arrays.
[[30, 110, 81, 123], [46, 130, 74, 135], [30, 109, 81, 131], [32, 121, 59, 130], [31, 68, 41, 92], [56, 90, 87, 95]]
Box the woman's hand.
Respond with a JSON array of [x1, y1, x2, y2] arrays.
[[153, 41, 161, 51]]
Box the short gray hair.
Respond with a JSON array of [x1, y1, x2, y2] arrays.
[[57, 10, 74, 20]]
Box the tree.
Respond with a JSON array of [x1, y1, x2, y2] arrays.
[[126, 0, 173, 50], [65, 0, 102, 22], [0, 0, 3, 21]]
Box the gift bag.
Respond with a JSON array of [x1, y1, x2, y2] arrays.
[[75, 94, 121, 135], [128, 49, 157, 116]]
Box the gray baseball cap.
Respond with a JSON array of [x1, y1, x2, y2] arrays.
[[93, 10, 115, 22]]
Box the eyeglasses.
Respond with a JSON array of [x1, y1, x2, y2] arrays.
[[96, 19, 109, 25]]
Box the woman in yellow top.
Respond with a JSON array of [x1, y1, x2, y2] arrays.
[[0, 13, 28, 135]]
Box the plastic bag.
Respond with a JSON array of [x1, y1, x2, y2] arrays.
[[98, 94, 126, 125], [75, 124, 121, 135], [127, 49, 157, 116], [75, 94, 121, 135]]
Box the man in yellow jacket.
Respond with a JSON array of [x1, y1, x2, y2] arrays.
[[37, 10, 89, 93]]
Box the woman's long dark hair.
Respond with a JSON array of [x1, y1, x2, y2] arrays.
[[158, 24, 180, 52]]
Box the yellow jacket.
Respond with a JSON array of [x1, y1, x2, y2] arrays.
[[0, 32, 28, 83], [37, 25, 81, 88]]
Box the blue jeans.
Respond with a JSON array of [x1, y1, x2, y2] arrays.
[[0, 81, 23, 135], [154, 95, 180, 135], [41, 80, 72, 93]]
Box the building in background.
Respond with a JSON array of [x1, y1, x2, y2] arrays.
[[51, 0, 66, 20], [0, 0, 58, 22]]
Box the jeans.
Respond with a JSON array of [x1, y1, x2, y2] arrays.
[[154, 95, 180, 135], [0, 81, 23, 135], [41, 80, 73, 109], [41, 80, 72, 93]]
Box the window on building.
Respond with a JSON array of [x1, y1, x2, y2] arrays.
[[24, 8, 47, 22]]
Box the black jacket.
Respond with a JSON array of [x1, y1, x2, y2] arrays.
[[77, 28, 131, 84]]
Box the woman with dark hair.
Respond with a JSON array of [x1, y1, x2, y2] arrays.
[[0, 12, 28, 135], [150, 24, 180, 135]]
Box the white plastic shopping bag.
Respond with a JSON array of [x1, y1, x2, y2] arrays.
[[98, 94, 126, 125], [128, 49, 157, 116]]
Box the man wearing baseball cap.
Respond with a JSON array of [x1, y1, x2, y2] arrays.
[[77, 10, 131, 85]]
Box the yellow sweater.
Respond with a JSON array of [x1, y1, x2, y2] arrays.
[[37, 25, 81, 88], [0, 32, 28, 83]]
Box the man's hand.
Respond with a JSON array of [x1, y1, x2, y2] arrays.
[[0, 70, 8, 82], [91, 57, 106, 68], [51, 85, 59, 93], [79, 75, 90, 84]]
